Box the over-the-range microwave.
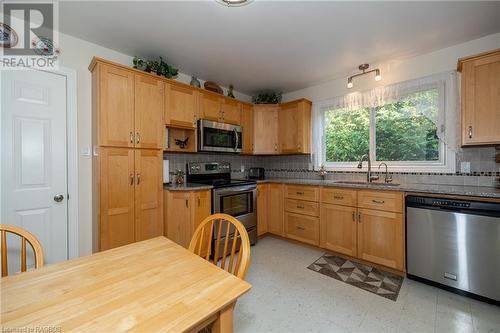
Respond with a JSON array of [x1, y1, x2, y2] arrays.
[[198, 119, 242, 153]]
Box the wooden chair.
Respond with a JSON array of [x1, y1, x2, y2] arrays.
[[189, 213, 251, 280], [0, 224, 44, 277]]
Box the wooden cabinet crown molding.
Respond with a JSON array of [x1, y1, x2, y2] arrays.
[[457, 48, 500, 72], [89, 57, 253, 108]]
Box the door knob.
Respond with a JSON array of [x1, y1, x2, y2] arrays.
[[54, 194, 64, 202]]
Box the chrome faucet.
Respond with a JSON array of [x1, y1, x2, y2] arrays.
[[378, 162, 393, 183], [357, 154, 379, 183]]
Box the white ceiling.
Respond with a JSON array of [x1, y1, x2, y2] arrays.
[[59, 1, 500, 95]]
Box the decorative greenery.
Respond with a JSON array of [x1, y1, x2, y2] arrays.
[[132, 56, 179, 79], [252, 91, 282, 104], [325, 90, 439, 163]]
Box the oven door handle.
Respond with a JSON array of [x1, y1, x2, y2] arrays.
[[234, 128, 239, 151], [214, 185, 256, 196]]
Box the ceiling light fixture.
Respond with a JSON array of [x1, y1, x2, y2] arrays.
[[346, 64, 382, 89], [217, 0, 253, 7]]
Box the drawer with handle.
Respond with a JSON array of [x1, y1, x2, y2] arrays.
[[285, 212, 319, 246], [284, 185, 319, 202], [321, 187, 357, 206], [358, 190, 403, 213], [284, 198, 319, 217]]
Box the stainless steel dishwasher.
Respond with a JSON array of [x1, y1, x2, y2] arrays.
[[406, 196, 500, 304]]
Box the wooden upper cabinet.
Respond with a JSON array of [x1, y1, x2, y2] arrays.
[[98, 64, 135, 148], [99, 147, 135, 251], [357, 208, 404, 270], [240, 104, 254, 154], [134, 75, 164, 149], [221, 98, 241, 125], [253, 104, 279, 154], [134, 149, 163, 242], [199, 91, 222, 122], [458, 49, 500, 146], [279, 99, 312, 154], [165, 82, 198, 129]]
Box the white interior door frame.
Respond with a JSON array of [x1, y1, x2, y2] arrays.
[[39, 66, 79, 259]]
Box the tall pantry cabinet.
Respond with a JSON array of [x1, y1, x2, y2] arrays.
[[90, 58, 164, 252]]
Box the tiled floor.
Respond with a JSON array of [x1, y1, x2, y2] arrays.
[[234, 237, 500, 333]]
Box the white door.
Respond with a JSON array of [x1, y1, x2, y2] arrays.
[[1, 69, 68, 274]]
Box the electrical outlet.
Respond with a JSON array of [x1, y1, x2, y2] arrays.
[[460, 161, 471, 173]]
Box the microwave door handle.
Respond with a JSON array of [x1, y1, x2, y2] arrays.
[[234, 128, 239, 151]]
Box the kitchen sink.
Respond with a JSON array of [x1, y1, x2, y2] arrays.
[[332, 180, 400, 186]]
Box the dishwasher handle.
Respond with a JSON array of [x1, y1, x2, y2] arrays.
[[406, 196, 500, 218]]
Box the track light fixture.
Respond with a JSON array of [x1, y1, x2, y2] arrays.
[[347, 64, 382, 89]]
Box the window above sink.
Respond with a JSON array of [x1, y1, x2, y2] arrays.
[[313, 72, 458, 173]]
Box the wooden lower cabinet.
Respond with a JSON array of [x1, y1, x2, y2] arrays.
[[285, 212, 319, 246], [320, 204, 357, 257], [193, 190, 212, 258], [257, 184, 268, 236], [267, 183, 284, 236], [99, 147, 136, 250], [99, 148, 163, 251], [357, 208, 404, 271], [134, 149, 163, 241], [164, 189, 212, 256]]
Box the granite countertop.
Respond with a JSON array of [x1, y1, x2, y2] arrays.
[[163, 178, 500, 198], [163, 183, 213, 191], [253, 178, 500, 199]]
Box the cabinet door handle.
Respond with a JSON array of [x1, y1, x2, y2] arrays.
[[198, 197, 201, 207], [130, 173, 134, 185], [358, 213, 361, 223], [129, 131, 134, 144], [296, 191, 304, 195], [296, 226, 305, 230], [352, 211, 355, 222], [136, 173, 141, 185], [185, 199, 189, 208], [334, 195, 344, 200], [136, 132, 140, 144], [296, 205, 305, 209], [468, 126, 473, 139], [372, 199, 385, 204]]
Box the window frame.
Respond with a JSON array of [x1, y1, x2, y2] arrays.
[[321, 87, 456, 173]]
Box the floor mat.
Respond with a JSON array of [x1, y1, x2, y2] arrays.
[[307, 253, 403, 301]]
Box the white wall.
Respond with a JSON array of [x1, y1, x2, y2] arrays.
[[57, 33, 250, 256], [282, 32, 500, 102]]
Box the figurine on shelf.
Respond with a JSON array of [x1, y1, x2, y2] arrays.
[[175, 170, 185, 185], [319, 164, 327, 179], [227, 84, 235, 98], [190, 76, 201, 88], [174, 137, 189, 149]]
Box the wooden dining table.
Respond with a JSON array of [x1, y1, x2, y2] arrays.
[[1, 236, 251, 332]]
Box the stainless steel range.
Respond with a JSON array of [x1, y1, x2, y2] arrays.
[[186, 162, 257, 259]]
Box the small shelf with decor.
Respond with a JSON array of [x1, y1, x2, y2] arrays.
[[164, 126, 197, 153]]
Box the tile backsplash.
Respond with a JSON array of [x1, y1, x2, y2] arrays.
[[164, 146, 500, 187]]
